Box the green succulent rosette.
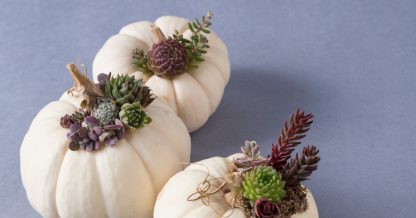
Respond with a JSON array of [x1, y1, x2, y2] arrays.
[[104, 74, 154, 107], [242, 165, 286, 203], [119, 102, 151, 128]]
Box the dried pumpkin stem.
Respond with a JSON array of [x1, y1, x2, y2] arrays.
[[67, 63, 103, 97], [67, 63, 103, 111], [150, 25, 166, 41]]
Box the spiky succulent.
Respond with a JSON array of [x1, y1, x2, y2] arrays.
[[233, 141, 269, 173], [242, 166, 286, 203], [101, 73, 155, 107], [119, 102, 151, 128], [92, 100, 118, 125], [282, 145, 320, 187], [269, 109, 314, 171]]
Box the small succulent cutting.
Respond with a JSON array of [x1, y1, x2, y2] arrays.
[[60, 64, 155, 151], [189, 109, 321, 218], [132, 12, 213, 78]]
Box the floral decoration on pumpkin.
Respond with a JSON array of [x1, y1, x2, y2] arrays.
[[60, 64, 155, 151], [188, 109, 320, 218], [132, 12, 213, 78]]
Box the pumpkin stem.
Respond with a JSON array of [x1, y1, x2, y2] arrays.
[[67, 63, 104, 110], [67, 63, 103, 97], [150, 25, 166, 41]]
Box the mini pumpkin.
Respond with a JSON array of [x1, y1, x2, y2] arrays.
[[154, 110, 320, 218], [93, 12, 230, 132], [20, 64, 191, 217]]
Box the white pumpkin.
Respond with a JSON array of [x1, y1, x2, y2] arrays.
[[93, 15, 230, 132], [20, 64, 191, 218], [154, 155, 319, 218]]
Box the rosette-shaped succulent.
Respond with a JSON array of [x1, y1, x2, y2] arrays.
[[103, 74, 155, 107], [148, 39, 188, 78], [66, 116, 104, 152], [119, 102, 151, 128], [92, 100, 118, 125], [242, 166, 286, 203], [233, 141, 269, 173], [254, 198, 280, 218]]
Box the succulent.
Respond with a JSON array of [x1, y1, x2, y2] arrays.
[[60, 114, 74, 128], [132, 49, 153, 75], [148, 39, 189, 78], [102, 73, 155, 107], [67, 116, 103, 152], [242, 166, 286, 203], [132, 12, 214, 78], [233, 141, 269, 173], [172, 12, 213, 70], [92, 100, 118, 125], [60, 110, 88, 128], [282, 145, 320, 187], [269, 109, 314, 171], [103, 119, 125, 147], [119, 102, 151, 128], [254, 198, 280, 218]]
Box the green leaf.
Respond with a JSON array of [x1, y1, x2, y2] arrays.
[[194, 18, 201, 26], [195, 56, 204, 62], [199, 34, 207, 40], [201, 28, 210, 34], [188, 23, 195, 32], [200, 44, 209, 49]]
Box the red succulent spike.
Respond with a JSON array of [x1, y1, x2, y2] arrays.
[[269, 109, 314, 171]]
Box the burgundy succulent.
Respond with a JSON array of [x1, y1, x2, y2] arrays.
[[60, 114, 74, 128], [148, 39, 188, 78], [254, 198, 280, 218]]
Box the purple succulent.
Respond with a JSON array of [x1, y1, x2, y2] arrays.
[[97, 73, 110, 92], [67, 116, 104, 151], [103, 119, 125, 147]]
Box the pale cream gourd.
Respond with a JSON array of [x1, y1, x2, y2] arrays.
[[20, 65, 191, 218], [154, 155, 319, 218], [93, 15, 230, 132]]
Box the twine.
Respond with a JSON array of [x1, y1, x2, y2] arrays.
[[182, 162, 245, 218]]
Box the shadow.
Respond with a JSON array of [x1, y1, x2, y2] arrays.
[[190, 67, 323, 161]]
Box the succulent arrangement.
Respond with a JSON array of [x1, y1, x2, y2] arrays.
[[132, 12, 213, 78], [191, 109, 320, 218], [60, 64, 155, 151]]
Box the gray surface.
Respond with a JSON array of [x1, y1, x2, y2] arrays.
[[1, 0, 415, 217]]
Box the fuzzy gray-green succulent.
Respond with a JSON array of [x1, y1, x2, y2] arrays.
[[92, 100, 118, 125]]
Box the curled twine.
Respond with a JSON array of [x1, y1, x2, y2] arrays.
[[177, 162, 238, 218]]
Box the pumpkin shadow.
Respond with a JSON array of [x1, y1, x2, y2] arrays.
[[190, 68, 322, 161]]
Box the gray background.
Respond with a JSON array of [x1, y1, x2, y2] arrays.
[[1, 0, 415, 217]]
